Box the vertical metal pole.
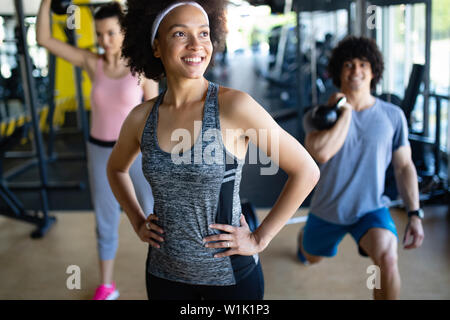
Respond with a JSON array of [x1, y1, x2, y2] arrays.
[[46, 52, 57, 158], [387, 6, 395, 94], [354, 0, 363, 36], [295, 7, 305, 142], [274, 0, 293, 78], [404, 4, 412, 91], [64, 26, 89, 143], [447, 97, 450, 184], [434, 96, 441, 176], [367, 1, 377, 40], [310, 11, 317, 106], [45, 12, 57, 158], [13, 0, 51, 229], [423, 0, 431, 137], [361, 0, 370, 38], [348, 1, 353, 35], [334, 10, 338, 39]]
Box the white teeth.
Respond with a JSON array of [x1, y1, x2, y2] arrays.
[[183, 57, 202, 63]]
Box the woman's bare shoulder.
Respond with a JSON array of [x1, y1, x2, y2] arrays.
[[217, 86, 255, 114], [217, 85, 262, 121], [114, 96, 159, 146], [128, 97, 158, 124], [218, 85, 250, 101]]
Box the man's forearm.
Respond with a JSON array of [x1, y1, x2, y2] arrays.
[[394, 162, 420, 212], [305, 107, 352, 163]]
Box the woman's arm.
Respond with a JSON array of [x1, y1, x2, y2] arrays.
[[205, 90, 320, 256], [36, 0, 96, 68], [107, 100, 164, 246]]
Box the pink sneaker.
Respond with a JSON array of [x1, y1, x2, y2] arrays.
[[92, 282, 120, 300]]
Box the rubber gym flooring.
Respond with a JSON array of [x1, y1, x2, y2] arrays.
[[0, 206, 448, 299]]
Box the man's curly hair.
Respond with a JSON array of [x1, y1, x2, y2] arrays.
[[121, 0, 227, 81], [328, 36, 384, 90]]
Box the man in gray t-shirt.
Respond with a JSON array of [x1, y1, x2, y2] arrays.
[[297, 36, 424, 300]]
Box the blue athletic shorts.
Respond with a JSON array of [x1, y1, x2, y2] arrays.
[[302, 207, 398, 257]]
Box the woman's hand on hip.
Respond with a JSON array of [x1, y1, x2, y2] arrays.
[[203, 215, 262, 258], [137, 214, 164, 248]]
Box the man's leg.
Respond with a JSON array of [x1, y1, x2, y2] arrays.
[[297, 213, 347, 264], [359, 228, 400, 300], [298, 228, 323, 264]]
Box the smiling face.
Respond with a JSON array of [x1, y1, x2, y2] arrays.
[[339, 58, 374, 93], [152, 5, 213, 80], [95, 17, 124, 55]]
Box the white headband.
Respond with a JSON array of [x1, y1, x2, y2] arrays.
[[150, 2, 209, 48]]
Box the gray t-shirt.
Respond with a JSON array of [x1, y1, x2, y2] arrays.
[[303, 98, 409, 225]]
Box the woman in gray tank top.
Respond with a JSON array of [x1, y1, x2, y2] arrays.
[[107, 0, 320, 300]]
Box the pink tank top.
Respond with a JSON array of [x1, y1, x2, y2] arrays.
[[90, 57, 143, 141]]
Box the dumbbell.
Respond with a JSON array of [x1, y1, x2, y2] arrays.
[[51, 0, 72, 15], [311, 96, 347, 130]]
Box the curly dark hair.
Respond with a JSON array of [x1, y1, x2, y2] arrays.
[[327, 36, 384, 90], [93, 2, 124, 21], [121, 0, 227, 81]]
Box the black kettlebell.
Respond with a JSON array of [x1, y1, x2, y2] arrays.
[[51, 0, 72, 15], [311, 96, 347, 130]]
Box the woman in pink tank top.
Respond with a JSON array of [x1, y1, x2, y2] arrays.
[[37, 0, 158, 300], [90, 58, 145, 142]]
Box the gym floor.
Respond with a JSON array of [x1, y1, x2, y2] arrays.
[[0, 206, 448, 300]]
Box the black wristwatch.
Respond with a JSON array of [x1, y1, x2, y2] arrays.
[[407, 209, 424, 219]]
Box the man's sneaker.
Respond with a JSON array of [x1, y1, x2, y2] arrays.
[[92, 282, 120, 300], [296, 229, 310, 265]]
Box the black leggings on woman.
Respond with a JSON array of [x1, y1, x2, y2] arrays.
[[146, 262, 264, 300]]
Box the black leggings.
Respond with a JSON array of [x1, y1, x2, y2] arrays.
[[146, 262, 264, 300]]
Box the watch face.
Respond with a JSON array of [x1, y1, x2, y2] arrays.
[[409, 209, 424, 219], [418, 209, 424, 219]]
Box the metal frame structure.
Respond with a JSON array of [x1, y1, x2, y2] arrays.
[[369, 0, 432, 138], [0, 0, 57, 238], [368, 0, 448, 204], [2, 8, 86, 189], [292, 0, 352, 140], [249, 0, 435, 141], [248, 0, 449, 208]]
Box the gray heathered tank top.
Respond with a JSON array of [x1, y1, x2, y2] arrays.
[[141, 81, 258, 286]]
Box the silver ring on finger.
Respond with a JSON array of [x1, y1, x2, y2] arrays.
[[226, 241, 231, 248], [145, 222, 151, 230]]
